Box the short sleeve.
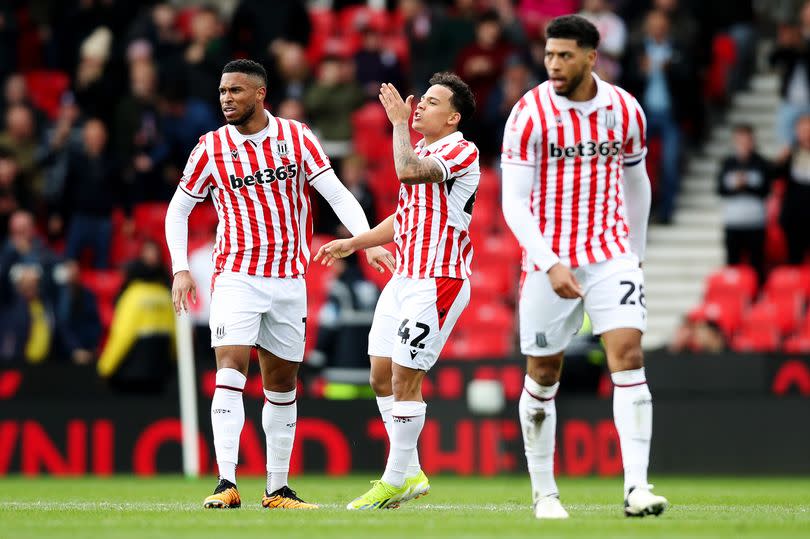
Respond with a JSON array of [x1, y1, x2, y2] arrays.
[[179, 135, 213, 199], [501, 96, 539, 167], [623, 96, 647, 166], [430, 141, 479, 182], [301, 124, 333, 183]]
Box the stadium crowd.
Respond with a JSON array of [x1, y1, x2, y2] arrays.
[[0, 0, 805, 374]]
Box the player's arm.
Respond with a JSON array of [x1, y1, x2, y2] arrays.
[[165, 189, 201, 313], [379, 83, 444, 185], [501, 163, 582, 298], [313, 215, 396, 272], [311, 172, 396, 273], [622, 97, 651, 263], [622, 159, 651, 263]]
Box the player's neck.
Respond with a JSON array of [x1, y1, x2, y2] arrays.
[[423, 127, 456, 146], [565, 73, 598, 103], [234, 109, 269, 136]]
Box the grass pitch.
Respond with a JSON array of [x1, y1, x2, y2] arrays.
[[1, 475, 808, 539]]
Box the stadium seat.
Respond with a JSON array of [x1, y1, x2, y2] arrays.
[[764, 265, 810, 304], [783, 333, 810, 354], [746, 297, 803, 336], [443, 331, 512, 359], [133, 202, 170, 241], [23, 70, 70, 121], [690, 298, 745, 338], [455, 300, 514, 336], [80, 269, 125, 304], [731, 326, 780, 353], [704, 265, 758, 303]]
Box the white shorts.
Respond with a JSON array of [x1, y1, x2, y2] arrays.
[[519, 254, 646, 356], [368, 275, 470, 371], [209, 272, 306, 362]]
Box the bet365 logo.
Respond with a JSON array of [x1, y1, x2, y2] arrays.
[[229, 163, 298, 189], [549, 140, 622, 159]]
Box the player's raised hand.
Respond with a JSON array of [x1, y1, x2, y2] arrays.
[[314, 238, 356, 266], [547, 263, 584, 299], [171, 270, 197, 314], [365, 246, 395, 273], [378, 83, 413, 126]]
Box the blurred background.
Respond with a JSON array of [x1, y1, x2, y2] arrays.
[[0, 0, 808, 478]]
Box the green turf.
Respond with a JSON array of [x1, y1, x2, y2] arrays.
[[1, 476, 809, 539]]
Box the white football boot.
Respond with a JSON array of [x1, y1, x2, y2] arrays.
[[624, 485, 668, 517], [534, 494, 570, 520]]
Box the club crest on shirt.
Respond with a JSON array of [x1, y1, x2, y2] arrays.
[[599, 109, 616, 129], [275, 140, 288, 157], [230, 148, 239, 159]]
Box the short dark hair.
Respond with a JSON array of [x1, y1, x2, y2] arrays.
[[222, 59, 267, 87], [428, 72, 476, 126], [546, 15, 600, 50], [733, 123, 754, 135]]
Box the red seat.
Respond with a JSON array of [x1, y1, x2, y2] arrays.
[[24, 70, 70, 120], [704, 265, 758, 303], [80, 269, 125, 304], [731, 326, 780, 353], [455, 300, 514, 336], [133, 202, 170, 241], [443, 331, 512, 359], [352, 104, 391, 164], [783, 332, 810, 353], [746, 297, 802, 336], [764, 265, 810, 303], [690, 298, 746, 337]]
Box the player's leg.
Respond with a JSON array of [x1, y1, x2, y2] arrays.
[[584, 255, 667, 517], [518, 270, 583, 519], [367, 277, 424, 484], [349, 277, 468, 510], [256, 276, 317, 509], [204, 273, 263, 509]]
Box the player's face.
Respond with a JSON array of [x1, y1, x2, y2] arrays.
[[544, 38, 596, 97], [219, 72, 265, 126], [412, 84, 460, 136]]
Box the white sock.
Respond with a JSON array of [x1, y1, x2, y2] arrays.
[[211, 368, 246, 485], [381, 401, 426, 488], [263, 388, 297, 494], [612, 368, 652, 496], [519, 375, 559, 501], [376, 395, 421, 478]]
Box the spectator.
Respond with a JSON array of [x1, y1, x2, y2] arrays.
[[228, 0, 311, 60], [354, 25, 405, 100], [303, 55, 365, 167], [114, 59, 166, 202], [266, 42, 311, 111], [50, 118, 129, 269], [175, 6, 230, 110], [0, 265, 54, 364], [53, 260, 101, 365], [316, 154, 377, 236], [97, 239, 175, 393], [400, 0, 447, 95], [2, 74, 48, 136], [778, 114, 810, 264], [717, 124, 772, 282], [0, 210, 59, 308], [276, 98, 306, 121], [770, 7, 810, 147], [127, 3, 184, 65], [0, 105, 41, 201], [624, 9, 689, 224], [0, 149, 32, 238], [580, 0, 627, 82], [483, 58, 532, 159], [517, 0, 580, 38], [455, 11, 513, 116], [0, 2, 18, 83], [73, 26, 118, 126]]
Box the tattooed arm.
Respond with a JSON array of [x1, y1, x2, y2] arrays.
[[379, 83, 445, 185]]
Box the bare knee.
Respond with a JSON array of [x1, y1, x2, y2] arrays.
[[264, 363, 299, 392], [610, 342, 644, 372], [369, 370, 392, 396], [526, 354, 563, 387], [391, 367, 424, 402]]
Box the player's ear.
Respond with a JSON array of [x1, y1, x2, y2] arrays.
[[587, 47, 597, 66], [448, 111, 461, 127], [256, 85, 267, 102]]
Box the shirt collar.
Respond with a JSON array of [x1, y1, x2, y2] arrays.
[[549, 73, 612, 114], [226, 109, 278, 146], [417, 130, 464, 153]]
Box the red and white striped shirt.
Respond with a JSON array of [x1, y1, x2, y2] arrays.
[[394, 131, 480, 279], [179, 110, 332, 278], [501, 74, 646, 271]]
